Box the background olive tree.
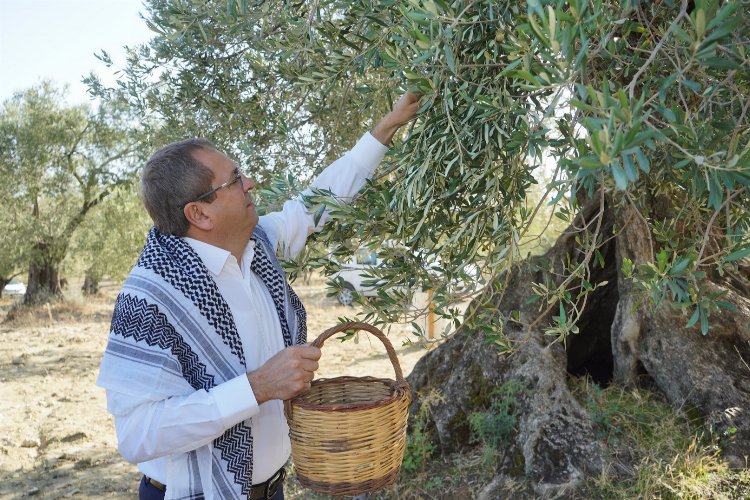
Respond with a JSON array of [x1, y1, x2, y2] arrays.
[[0, 177, 29, 298], [0, 83, 148, 304], [70, 185, 151, 295]]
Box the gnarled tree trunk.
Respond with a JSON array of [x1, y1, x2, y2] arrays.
[[408, 195, 750, 497], [0, 278, 10, 299], [24, 240, 65, 305], [81, 272, 100, 296]]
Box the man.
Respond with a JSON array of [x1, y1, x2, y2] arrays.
[[97, 92, 419, 500]]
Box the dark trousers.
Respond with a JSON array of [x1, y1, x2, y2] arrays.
[[138, 476, 165, 500], [138, 475, 285, 500]]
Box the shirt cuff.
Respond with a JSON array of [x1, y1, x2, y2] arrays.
[[351, 131, 389, 172], [211, 374, 259, 428]]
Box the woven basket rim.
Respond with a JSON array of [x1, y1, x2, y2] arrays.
[[290, 375, 411, 412]]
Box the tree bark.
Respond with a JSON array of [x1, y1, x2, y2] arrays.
[[81, 273, 100, 296], [611, 202, 653, 386], [407, 195, 750, 496], [24, 241, 64, 305]]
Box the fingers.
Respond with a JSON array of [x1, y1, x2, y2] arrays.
[[391, 91, 421, 125], [296, 345, 320, 377], [395, 91, 420, 112], [400, 90, 420, 104], [298, 344, 322, 360], [246, 345, 322, 404]]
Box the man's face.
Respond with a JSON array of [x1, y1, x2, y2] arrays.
[[191, 147, 258, 241]]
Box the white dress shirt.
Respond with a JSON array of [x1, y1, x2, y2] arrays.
[[106, 132, 387, 485]]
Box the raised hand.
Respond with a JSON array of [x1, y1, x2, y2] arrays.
[[371, 91, 421, 145]]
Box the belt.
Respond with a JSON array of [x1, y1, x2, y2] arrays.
[[144, 467, 286, 500], [146, 477, 166, 491], [250, 467, 286, 500]]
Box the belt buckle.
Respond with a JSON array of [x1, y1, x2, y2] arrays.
[[264, 468, 286, 499]]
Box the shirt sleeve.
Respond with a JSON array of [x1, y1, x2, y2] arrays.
[[108, 374, 259, 464], [259, 131, 388, 259]]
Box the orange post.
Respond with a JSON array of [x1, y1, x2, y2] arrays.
[[427, 289, 435, 340]]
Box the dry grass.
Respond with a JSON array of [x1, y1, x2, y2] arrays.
[[3, 284, 748, 499], [571, 378, 750, 500], [285, 447, 495, 500]]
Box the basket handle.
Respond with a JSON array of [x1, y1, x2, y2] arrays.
[[312, 321, 408, 386]]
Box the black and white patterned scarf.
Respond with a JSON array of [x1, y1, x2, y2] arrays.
[[98, 225, 306, 499]]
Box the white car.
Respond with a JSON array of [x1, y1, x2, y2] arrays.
[[3, 279, 27, 296], [333, 248, 381, 305], [332, 246, 484, 306]]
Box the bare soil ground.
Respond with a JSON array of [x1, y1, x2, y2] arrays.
[[0, 279, 429, 499]]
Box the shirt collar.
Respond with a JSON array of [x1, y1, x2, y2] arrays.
[[182, 237, 256, 275]]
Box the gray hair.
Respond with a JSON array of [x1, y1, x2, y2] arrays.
[[141, 138, 217, 236]]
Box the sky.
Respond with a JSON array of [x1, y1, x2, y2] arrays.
[[0, 0, 154, 105]]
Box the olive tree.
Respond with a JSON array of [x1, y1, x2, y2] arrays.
[[295, 1, 750, 490], [94, 0, 750, 493], [0, 178, 29, 298], [70, 185, 151, 295], [0, 83, 147, 304]]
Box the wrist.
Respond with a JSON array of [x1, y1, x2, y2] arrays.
[[371, 113, 400, 145], [247, 371, 268, 405]]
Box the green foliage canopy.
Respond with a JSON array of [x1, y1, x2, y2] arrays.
[[70, 185, 152, 286], [94, 0, 749, 335]]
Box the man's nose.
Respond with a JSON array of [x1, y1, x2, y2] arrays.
[[242, 175, 255, 192]]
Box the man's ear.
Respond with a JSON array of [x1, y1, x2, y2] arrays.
[[183, 202, 214, 231]]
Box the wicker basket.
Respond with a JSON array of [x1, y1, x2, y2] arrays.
[[285, 321, 412, 496]]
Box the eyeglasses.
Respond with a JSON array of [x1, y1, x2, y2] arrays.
[[191, 167, 243, 203]]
